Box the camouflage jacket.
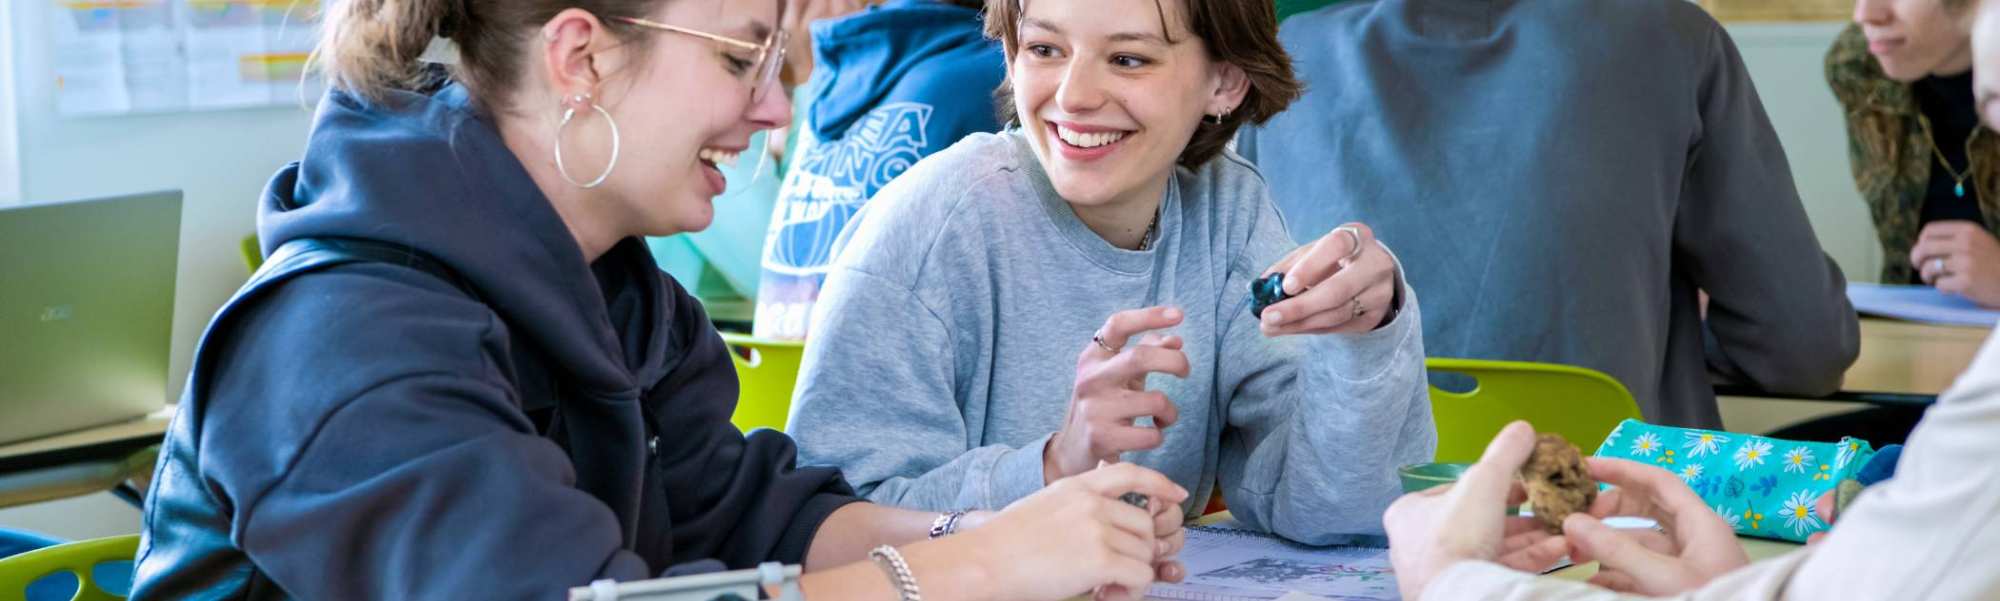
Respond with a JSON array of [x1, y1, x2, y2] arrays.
[[1826, 23, 2000, 284]]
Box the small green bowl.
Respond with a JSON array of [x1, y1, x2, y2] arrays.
[[1398, 462, 1472, 493]]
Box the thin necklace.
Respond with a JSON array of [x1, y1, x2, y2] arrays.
[[1135, 208, 1161, 251], [1919, 114, 1981, 198]]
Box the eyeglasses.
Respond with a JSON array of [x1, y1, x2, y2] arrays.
[[614, 16, 788, 104]]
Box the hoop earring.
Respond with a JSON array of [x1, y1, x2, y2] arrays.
[[554, 93, 621, 189]]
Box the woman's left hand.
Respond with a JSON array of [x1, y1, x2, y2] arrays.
[[1258, 222, 1400, 336], [1912, 221, 2000, 308]]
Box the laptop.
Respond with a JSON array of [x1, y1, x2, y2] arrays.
[[0, 190, 180, 445]]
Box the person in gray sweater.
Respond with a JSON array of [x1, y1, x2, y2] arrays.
[[1238, 0, 1861, 428], [786, 0, 1436, 543]]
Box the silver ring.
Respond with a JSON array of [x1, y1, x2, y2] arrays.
[[1350, 298, 1365, 319], [1091, 334, 1120, 354], [1934, 257, 1947, 275], [1334, 225, 1365, 268]]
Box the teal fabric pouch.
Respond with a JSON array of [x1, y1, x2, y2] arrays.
[[1592, 419, 1875, 542]]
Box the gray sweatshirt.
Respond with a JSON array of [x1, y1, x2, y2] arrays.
[[787, 131, 1436, 542], [1239, 0, 1860, 428]]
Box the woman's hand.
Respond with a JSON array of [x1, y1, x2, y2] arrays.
[[1913, 220, 2000, 307], [1561, 457, 1748, 595], [1045, 307, 1190, 482], [958, 463, 1191, 601], [1382, 422, 1572, 599], [1258, 223, 1400, 336]]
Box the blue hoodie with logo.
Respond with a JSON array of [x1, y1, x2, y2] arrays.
[[130, 82, 859, 599], [754, 0, 1004, 338]]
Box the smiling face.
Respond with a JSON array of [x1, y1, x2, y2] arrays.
[[1007, 0, 1246, 211], [599, 0, 790, 236], [1855, 0, 1975, 81]]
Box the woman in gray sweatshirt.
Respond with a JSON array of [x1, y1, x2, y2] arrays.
[[787, 0, 1436, 544]]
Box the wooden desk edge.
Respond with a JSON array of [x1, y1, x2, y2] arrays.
[[0, 407, 176, 472]]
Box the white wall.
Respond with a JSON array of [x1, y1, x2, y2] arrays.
[[12, 0, 314, 400], [0, 0, 311, 539], [1728, 22, 1881, 283], [0, 1, 20, 204]]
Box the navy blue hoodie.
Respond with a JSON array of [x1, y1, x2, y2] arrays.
[[754, 0, 1003, 338], [131, 82, 859, 599]]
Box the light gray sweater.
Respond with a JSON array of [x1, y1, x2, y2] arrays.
[[1239, 0, 1860, 428], [787, 131, 1435, 542]]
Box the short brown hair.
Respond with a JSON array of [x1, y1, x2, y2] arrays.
[[311, 0, 685, 110], [982, 0, 1302, 168]]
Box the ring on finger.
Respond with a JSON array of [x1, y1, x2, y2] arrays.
[[1934, 257, 1948, 277], [1350, 297, 1365, 319], [1334, 225, 1365, 268], [1091, 334, 1121, 354]]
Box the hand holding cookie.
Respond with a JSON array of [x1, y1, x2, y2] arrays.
[[1382, 422, 1571, 599], [1562, 457, 1748, 595]]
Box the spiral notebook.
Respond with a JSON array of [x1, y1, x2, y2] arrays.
[[1145, 523, 1397, 601]]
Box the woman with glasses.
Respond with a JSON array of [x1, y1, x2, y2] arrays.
[[129, 1, 1187, 599]]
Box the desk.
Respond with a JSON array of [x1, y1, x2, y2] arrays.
[[1716, 318, 1989, 405], [0, 407, 174, 509], [1189, 513, 1805, 594]]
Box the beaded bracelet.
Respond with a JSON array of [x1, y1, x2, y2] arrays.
[[869, 545, 922, 601]]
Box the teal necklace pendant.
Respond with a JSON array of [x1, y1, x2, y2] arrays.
[[1957, 182, 1967, 198]]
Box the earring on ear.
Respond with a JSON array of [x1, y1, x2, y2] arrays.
[[553, 92, 622, 189], [1205, 107, 1233, 125]]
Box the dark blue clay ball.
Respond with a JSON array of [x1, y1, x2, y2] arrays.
[[1249, 273, 1288, 319]]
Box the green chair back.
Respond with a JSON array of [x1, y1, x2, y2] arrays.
[[0, 534, 139, 601], [1426, 358, 1642, 463], [719, 333, 806, 433], [240, 234, 263, 273], [1277, 0, 1344, 20]]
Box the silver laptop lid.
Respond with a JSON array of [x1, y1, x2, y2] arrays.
[[0, 190, 180, 445]]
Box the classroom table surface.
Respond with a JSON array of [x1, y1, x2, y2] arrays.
[[1717, 318, 1989, 405], [1191, 511, 1804, 594], [1842, 318, 1988, 396], [0, 407, 174, 471], [0, 407, 174, 508]]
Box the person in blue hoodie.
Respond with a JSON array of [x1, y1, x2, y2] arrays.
[[753, 0, 1003, 339], [128, 0, 1192, 599]]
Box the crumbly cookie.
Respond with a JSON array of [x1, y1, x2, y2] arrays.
[[1518, 433, 1596, 533]]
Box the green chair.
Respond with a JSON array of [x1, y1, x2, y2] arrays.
[[240, 234, 263, 273], [1426, 358, 1642, 463], [719, 333, 807, 433], [0, 534, 139, 601], [1277, 0, 1344, 20]]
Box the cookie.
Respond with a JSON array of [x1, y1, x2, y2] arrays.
[[1518, 433, 1596, 533]]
